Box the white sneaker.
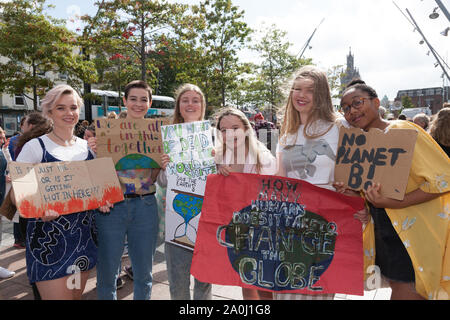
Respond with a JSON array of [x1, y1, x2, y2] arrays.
[[0, 267, 15, 279]]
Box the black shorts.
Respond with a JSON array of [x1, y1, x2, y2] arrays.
[[369, 205, 415, 283]]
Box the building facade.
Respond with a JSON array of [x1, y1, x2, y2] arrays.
[[394, 86, 450, 115], [340, 48, 361, 90]]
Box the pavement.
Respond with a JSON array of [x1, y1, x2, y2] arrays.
[[0, 216, 392, 301]]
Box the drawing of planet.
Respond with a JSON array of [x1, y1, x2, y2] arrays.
[[224, 203, 336, 292], [173, 193, 203, 224], [115, 154, 159, 170]]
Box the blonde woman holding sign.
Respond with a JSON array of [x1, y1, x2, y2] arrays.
[[214, 107, 277, 300], [275, 66, 369, 300], [11, 85, 104, 300], [156, 83, 213, 300], [340, 79, 450, 300]]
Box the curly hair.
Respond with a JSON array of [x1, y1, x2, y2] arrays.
[[429, 106, 450, 146]]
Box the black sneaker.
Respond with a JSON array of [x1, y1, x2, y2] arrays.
[[124, 266, 133, 280], [116, 277, 124, 289]]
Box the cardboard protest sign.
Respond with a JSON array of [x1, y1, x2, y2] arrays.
[[334, 127, 417, 200], [191, 173, 365, 295], [95, 118, 170, 169], [10, 158, 123, 218], [162, 120, 217, 250]]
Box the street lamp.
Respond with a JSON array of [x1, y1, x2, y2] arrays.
[[429, 7, 440, 19]]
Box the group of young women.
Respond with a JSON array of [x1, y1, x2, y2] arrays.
[[4, 64, 449, 301]]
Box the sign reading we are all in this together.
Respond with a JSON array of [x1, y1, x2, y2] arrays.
[[95, 118, 171, 170]]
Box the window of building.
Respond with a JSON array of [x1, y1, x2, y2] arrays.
[[14, 94, 24, 106]]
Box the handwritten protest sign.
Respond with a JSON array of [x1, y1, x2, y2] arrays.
[[191, 173, 365, 295], [334, 127, 417, 200], [10, 158, 123, 218], [95, 118, 170, 169], [162, 120, 217, 250]]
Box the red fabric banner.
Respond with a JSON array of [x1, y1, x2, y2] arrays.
[[191, 173, 365, 296]]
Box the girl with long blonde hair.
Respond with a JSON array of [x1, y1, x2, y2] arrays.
[[276, 65, 348, 300], [214, 107, 277, 300]]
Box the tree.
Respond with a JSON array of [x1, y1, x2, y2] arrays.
[[327, 65, 345, 98], [251, 24, 305, 120], [195, 0, 252, 108], [401, 95, 415, 109], [0, 0, 97, 110], [380, 95, 390, 108], [84, 0, 187, 90]]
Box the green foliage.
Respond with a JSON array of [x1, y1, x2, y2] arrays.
[[0, 0, 350, 116], [194, 0, 252, 108], [401, 95, 415, 109], [0, 0, 97, 109], [250, 24, 305, 113]]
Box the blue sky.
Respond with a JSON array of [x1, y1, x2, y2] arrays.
[[44, 0, 450, 101]]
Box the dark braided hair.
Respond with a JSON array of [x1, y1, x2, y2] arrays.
[[343, 79, 378, 99]]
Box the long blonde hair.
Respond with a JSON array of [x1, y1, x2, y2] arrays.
[[279, 65, 336, 145], [214, 107, 270, 174], [172, 83, 206, 124], [429, 106, 450, 146]]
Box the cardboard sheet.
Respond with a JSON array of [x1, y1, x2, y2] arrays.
[[95, 118, 171, 169], [10, 158, 124, 218], [334, 127, 418, 200]]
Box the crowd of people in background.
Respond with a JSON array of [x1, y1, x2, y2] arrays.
[[0, 69, 449, 301]]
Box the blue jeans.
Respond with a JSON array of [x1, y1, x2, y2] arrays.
[[95, 195, 158, 300], [165, 242, 212, 300]]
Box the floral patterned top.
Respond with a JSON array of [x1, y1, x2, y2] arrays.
[[363, 120, 450, 300]]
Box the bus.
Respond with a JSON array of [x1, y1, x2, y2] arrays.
[[80, 89, 175, 120]]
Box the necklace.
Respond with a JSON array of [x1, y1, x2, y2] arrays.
[[51, 131, 76, 145]]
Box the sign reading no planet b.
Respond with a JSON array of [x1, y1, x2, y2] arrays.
[[191, 173, 365, 296], [162, 120, 217, 250], [10, 158, 124, 218], [334, 127, 417, 200], [95, 118, 171, 170]]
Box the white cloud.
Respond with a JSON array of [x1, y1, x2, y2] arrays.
[[236, 0, 450, 100]]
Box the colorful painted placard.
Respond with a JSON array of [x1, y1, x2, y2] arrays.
[[162, 120, 217, 250], [95, 118, 171, 170], [191, 173, 365, 296], [10, 158, 123, 218]]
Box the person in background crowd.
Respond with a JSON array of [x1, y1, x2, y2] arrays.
[[412, 113, 430, 130], [83, 123, 96, 142], [378, 106, 386, 119], [118, 110, 127, 119], [7, 116, 27, 249], [0, 126, 15, 280], [253, 112, 276, 152], [107, 111, 118, 119], [8, 111, 53, 299], [428, 105, 450, 157]]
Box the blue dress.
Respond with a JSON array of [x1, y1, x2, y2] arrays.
[[25, 138, 98, 283]]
